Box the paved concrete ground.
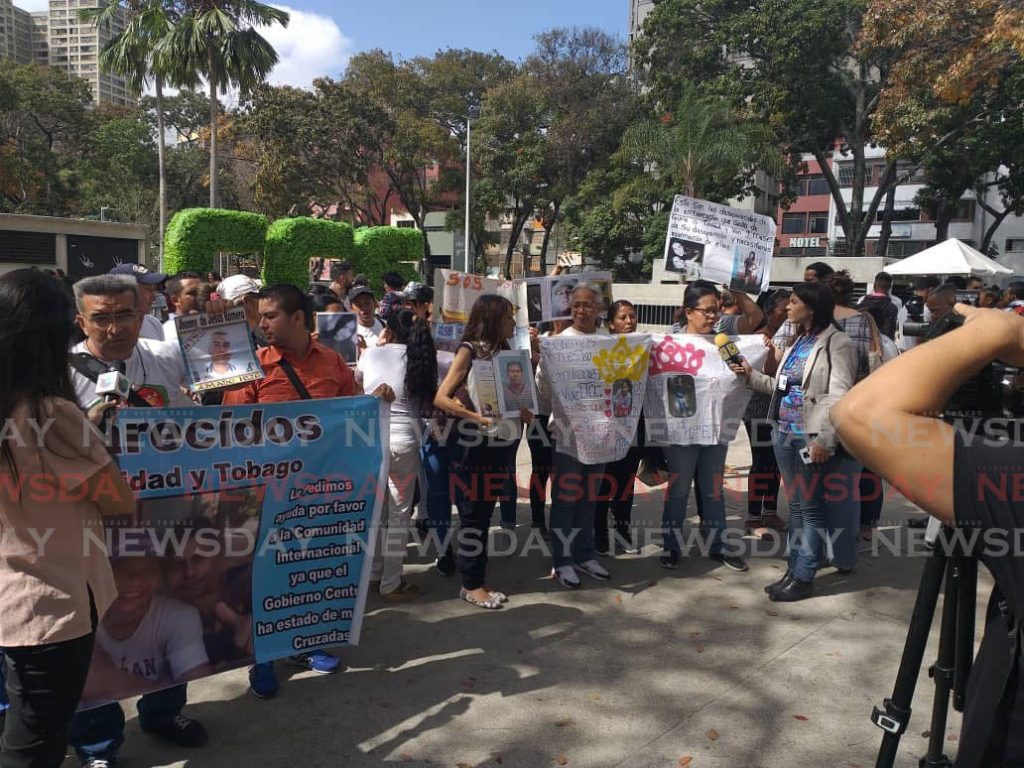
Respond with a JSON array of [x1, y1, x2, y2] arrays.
[[103, 431, 986, 768]]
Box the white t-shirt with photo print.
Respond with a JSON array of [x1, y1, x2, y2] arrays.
[[96, 594, 208, 683]]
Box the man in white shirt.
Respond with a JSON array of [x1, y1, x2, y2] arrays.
[[109, 263, 167, 341], [350, 285, 384, 349], [70, 275, 191, 409], [162, 271, 203, 343]]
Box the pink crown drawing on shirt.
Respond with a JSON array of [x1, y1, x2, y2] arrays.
[[649, 336, 705, 376]]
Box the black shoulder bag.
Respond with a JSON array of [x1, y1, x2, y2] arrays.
[[277, 358, 313, 401]]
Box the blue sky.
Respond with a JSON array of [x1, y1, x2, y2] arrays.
[[304, 0, 628, 62], [18, 0, 628, 89], [260, 0, 629, 87]]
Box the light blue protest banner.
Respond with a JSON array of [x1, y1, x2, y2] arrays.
[[80, 397, 386, 708]]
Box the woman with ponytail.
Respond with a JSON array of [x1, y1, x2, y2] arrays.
[[357, 309, 438, 601]]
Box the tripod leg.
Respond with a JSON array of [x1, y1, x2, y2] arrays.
[[921, 562, 958, 767], [875, 541, 948, 768], [953, 556, 977, 712]]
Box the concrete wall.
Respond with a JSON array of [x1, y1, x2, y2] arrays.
[[0, 213, 146, 277]]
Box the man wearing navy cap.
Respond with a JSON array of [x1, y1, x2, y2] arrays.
[[109, 263, 167, 341]]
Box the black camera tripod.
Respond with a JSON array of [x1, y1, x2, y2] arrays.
[[872, 517, 978, 768]]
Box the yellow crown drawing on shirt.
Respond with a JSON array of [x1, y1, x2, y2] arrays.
[[594, 337, 649, 384]]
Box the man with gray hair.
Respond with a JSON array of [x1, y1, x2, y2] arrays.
[[70, 273, 191, 410], [67, 275, 205, 764]]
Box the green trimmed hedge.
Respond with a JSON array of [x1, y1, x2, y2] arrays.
[[164, 209, 269, 275], [353, 226, 423, 288], [263, 217, 354, 289]]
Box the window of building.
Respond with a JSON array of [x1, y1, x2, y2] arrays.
[[781, 212, 806, 234], [1006, 239, 1024, 253], [886, 240, 931, 258], [396, 220, 416, 228], [808, 175, 831, 196], [808, 212, 829, 234], [953, 199, 975, 221]]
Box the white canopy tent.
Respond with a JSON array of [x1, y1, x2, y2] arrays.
[[884, 238, 1014, 277]]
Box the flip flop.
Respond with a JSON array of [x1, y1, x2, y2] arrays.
[[459, 587, 503, 610]]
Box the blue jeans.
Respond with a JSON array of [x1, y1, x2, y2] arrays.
[[69, 684, 187, 761], [661, 444, 728, 556], [772, 428, 850, 583], [420, 434, 462, 555], [549, 450, 606, 567], [825, 456, 862, 571]]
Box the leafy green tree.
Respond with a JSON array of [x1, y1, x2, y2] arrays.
[[0, 61, 91, 214], [77, 109, 158, 227], [635, 0, 894, 256], [81, 0, 202, 267], [162, 0, 289, 208], [525, 27, 636, 271], [472, 71, 549, 277]]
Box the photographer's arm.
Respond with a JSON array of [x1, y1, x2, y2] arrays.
[[831, 305, 1024, 524]]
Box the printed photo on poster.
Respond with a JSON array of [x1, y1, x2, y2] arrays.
[[548, 276, 577, 320], [176, 308, 263, 393], [495, 350, 538, 416], [316, 312, 358, 364], [526, 280, 544, 324], [611, 379, 633, 418], [665, 238, 704, 276], [729, 245, 766, 294], [667, 375, 697, 418], [80, 490, 263, 708], [661, 196, 776, 294], [469, 359, 501, 419]]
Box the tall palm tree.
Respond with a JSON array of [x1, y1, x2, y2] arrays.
[[80, 0, 197, 268], [163, 0, 289, 208], [617, 83, 784, 204]]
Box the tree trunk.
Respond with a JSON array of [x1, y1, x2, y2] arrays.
[[503, 205, 529, 279], [208, 45, 218, 209], [156, 76, 167, 270], [981, 206, 1012, 253], [875, 175, 897, 258], [539, 200, 560, 275], [933, 200, 954, 243]]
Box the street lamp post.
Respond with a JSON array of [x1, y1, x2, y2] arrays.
[[463, 103, 481, 273]]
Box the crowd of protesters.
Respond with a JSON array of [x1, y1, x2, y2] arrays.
[[0, 256, 1016, 767]]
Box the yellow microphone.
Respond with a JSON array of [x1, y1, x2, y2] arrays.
[[714, 332, 744, 366]]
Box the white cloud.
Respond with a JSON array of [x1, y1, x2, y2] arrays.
[[15, 0, 49, 11], [257, 5, 353, 90]]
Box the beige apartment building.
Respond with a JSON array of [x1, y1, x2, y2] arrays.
[[2, 0, 135, 106]]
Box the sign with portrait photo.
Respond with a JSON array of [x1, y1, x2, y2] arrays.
[[316, 312, 358, 364], [494, 349, 538, 416], [663, 196, 776, 294], [79, 397, 387, 709], [540, 272, 613, 322], [643, 334, 768, 446], [175, 308, 263, 393]]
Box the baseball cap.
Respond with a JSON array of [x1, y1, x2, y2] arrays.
[[403, 282, 434, 304], [218, 274, 263, 302], [110, 263, 166, 285], [348, 285, 375, 302]]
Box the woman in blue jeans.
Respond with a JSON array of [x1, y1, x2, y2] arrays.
[[659, 282, 763, 572], [732, 282, 858, 602]]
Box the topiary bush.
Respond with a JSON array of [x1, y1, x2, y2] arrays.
[[164, 209, 269, 275], [263, 217, 355, 289], [353, 226, 423, 290]]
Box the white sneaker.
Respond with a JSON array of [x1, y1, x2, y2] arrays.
[[575, 559, 611, 580], [551, 565, 581, 589]]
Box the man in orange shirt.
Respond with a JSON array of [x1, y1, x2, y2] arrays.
[[223, 284, 391, 698]]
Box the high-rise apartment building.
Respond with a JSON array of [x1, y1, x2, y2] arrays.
[[1, 0, 135, 106], [628, 0, 654, 46], [0, 0, 33, 63]]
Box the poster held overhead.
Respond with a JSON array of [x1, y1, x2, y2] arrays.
[[663, 196, 776, 294], [175, 308, 263, 393], [315, 312, 358, 364]]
